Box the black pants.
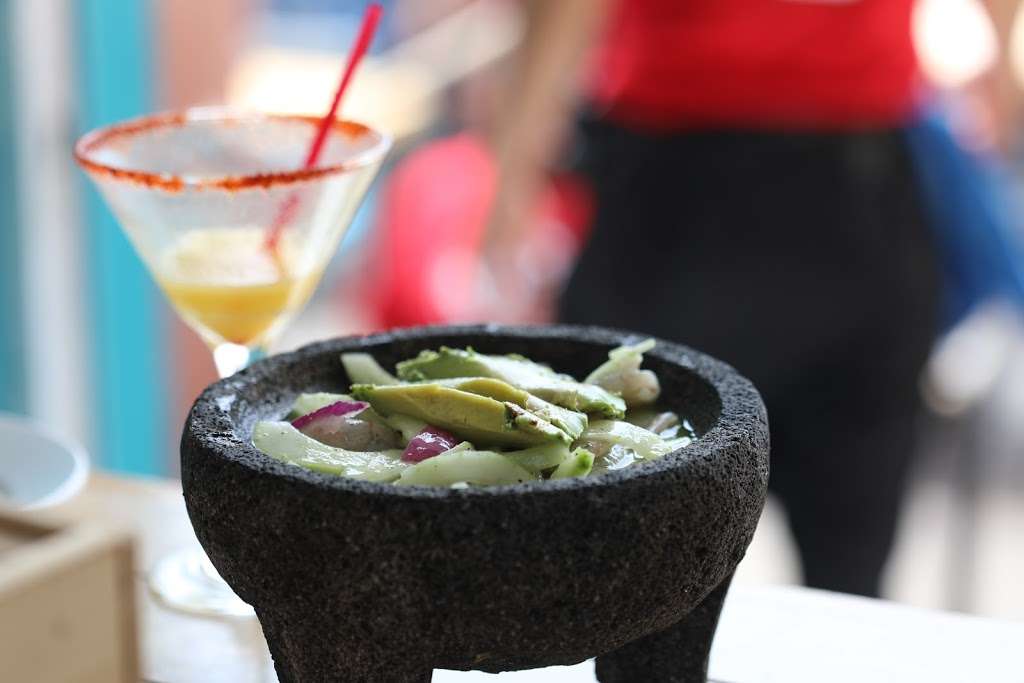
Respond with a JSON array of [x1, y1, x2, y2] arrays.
[[560, 118, 941, 597]]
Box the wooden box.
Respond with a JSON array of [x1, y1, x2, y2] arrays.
[[0, 508, 138, 683]]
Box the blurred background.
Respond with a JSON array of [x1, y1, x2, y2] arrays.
[[0, 0, 1022, 621]]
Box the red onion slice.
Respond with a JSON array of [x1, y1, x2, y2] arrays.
[[402, 426, 459, 463], [291, 400, 369, 429]]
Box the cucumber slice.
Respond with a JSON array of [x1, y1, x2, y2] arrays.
[[382, 414, 429, 444], [624, 408, 680, 435], [663, 435, 693, 451], [503, 442, 571, 474], [584, 339, 655, 384], [551, 448, 595, 479], [287, 392, 352, 420], [253, 421, 406, 482], [341, 352, 400, 385], [584, 339, 660, 407], [590, 444, 640, 476], [580, 420, 674, 460], [395, 450, 539, 487]]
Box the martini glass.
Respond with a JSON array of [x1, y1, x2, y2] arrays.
[[75, 107, 391, 616]]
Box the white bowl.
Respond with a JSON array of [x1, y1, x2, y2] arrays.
[[0, 413, 89, 509]]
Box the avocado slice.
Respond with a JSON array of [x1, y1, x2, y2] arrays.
[[350, 383, 569, 448], [397, 347, 626, 418], [433, 377, 588, 440], [398, 347, 564, 382]]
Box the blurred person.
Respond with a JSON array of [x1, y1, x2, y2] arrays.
[[911, 0, 1024, 329], [484, 0, 944, 598], [965, 0, 1024, 154]]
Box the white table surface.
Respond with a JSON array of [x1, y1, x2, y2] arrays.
[[55, 474, 1024, 683]]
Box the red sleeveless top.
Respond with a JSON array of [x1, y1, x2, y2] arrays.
[[587, 0, 920, 130]]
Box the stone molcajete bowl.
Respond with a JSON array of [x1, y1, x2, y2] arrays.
[[182, 325, 769, 682]]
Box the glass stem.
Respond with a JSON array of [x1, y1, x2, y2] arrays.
[[212, 343, 267, 378]]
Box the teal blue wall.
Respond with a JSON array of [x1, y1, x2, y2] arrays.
[[0, 0, 26, 415], [76, 0, 167, 475]]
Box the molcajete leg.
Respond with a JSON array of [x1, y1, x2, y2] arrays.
[[595, 571, 734, 683], [259, 613, 433, 683]]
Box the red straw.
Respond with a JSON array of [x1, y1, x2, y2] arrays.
[[265, 2, 384, 250]]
